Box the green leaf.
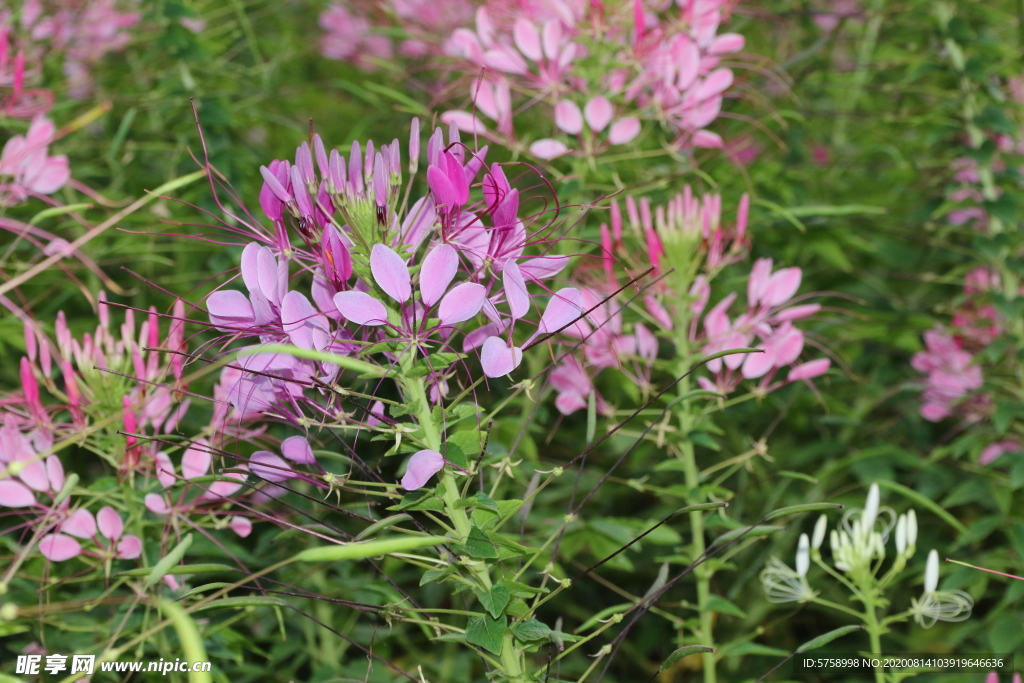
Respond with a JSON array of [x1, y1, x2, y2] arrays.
[[387, 490, 445, 512], [763, 503, 844, 522], [448, 430, 484, 455], [705, 595, 746, 618], [505, 598, 530, 617], [796, 625, 863, 653], [420, 566, 457, 586], [295, 535, 447, 562], [477, 585, 511, 619], [457, 491, 499, 512], [145, 535, 193, 589], [659, 645, 715, 672], [875, 481, 969, 535], [243, 344, 385, 377], [512, 618, 552, 642], [453, 528, 498, 559], [465, 615, 507, 655], [499, 577, 549, 598], [443, 442, 470, 470], [688, 431, 720, 451]]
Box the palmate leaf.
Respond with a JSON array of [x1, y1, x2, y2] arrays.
[[465, 615, 507, 655]]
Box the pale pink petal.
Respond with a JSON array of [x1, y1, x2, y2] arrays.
[[154, 451, 176, 488], [529, 139, 569, 159], [439, 282, 486, 325], [145, 493, 170, 515], [30, 156, 70, 194], [45, 455, 64, 491], [401, 449, 445, 491], [182, 441, 211, 480], [764, 268, 802, 307], [39, 533, 81, 562], [513, 19, 542, 61], [281, 436, 316, 465], [61, 509, 97, 538], [207, 290, 256, 331], [503, 261, 530, 319], [117, 535, 142, 559], [773, 326, 805, 366], [250, 451, 293, 483], [481, 336, 523, 377], [420, 244, 459, 306], [537, 287, 583, 337], [440, 111, 487, 134], [787, 358, 830, 382], [608, 117, 641, 145], [519, 255, 569, 281], [371, 244, 412, 303], [334, 291, 389, 325], [230, 515, 253, 537], [774, 304, 821, 321], [741, 346, 776, 379], [747, 258, 774, 306], [0, 480, 35, 507], [554, 100, 583, 134], [584, 96, 614, 132], [97, 506, 124, 540], [709, 33, 745, 54], [692, 130, 723, 148]]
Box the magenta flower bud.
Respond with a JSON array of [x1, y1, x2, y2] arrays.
[[322, 225, 352, 286], [98, 291, 110, 328], [626, 195, 640, 232], [328, 149, 346, 193], [737, 193, 750, 239], [40, 338, 52, 377], [611, 199, 623, 243], [427, 127, 444, 167], [290, 166, 314, 218], [483, 164, 510, 208], [364, 139, 375, 181], [56, 310, 71, 356], [313, 135, 330, 180], [147, 306, 159, 349], [409, 117, 420, 173], [295, 142, 316, 187], [259, 163, 291, 215], [373, 152, 387, 207], [23, 325, 36, 361], [493, 188, 519, 230], [349, 141, 363, 194]]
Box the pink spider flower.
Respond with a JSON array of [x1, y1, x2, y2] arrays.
[[41, 505, 142, 563], [0, 116, 69, 206], [911, 328, 984, 422]]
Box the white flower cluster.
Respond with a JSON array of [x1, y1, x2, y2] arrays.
[[759, 484, 974, 628]]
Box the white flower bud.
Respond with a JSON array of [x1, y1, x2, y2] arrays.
[[907, 509, 917, 548], [862, 483, 880, 533], [924, 549, 939, 593], [812, 514, 827, 550], [796, 534, 810, 577], [830, 529, 840, 554], [895, 515, 907, 555]]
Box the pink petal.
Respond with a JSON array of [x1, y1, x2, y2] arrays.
[[709, 33, 745, 54], [401, 449, 445, 491], [18, 457, 49, 492], [584, 96, 614, 132], [97, 506, 124, 540], [439, 282, 486, 325], [788, 359, 830, 382], [334, 291, 388, 325], [741, 346, 776, 379], [207, 290, 256, 331], [230, 515, 253, 537], [774, 304, 821, 321], [182, 441, 211, 480], [692, 130, 723, 149], [282, 291, 323, 350], [537, 287, 583, 337], [772, 326, 805, 366], [31, 156, 69, 194], [39, 533, 81, 562], [636, 323, 658, 360], [440, 110, 487, 134], [154, 451, 176, 488], [608, 117, 641, 145], [420, 244, 459, 306], [764, 268, 802, 307], [145, 493, 170, 515], [45, 455, 64, 491], [519, 255, 569, 281], [281, 436, 316, 465], [513, 19, 542, 61], [747, 258, 774, 306], [695, 69, 734, 101], [529, 139, 569, 159], [0, 480, 35, 507], [61, 509, 97, 538], [481, 336, 523, 377], [117, 535, 142, 559], [371, 244, 412, 303], [250, 451, 293, 483], [503, 261, 530, 319], [554, 100, 583, 134]]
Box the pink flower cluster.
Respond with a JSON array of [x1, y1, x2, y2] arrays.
[[10, 0, 140, 97], [204, 120, 589, 427], [319, 0, 476, 67], [440, 0, 745, 156]]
